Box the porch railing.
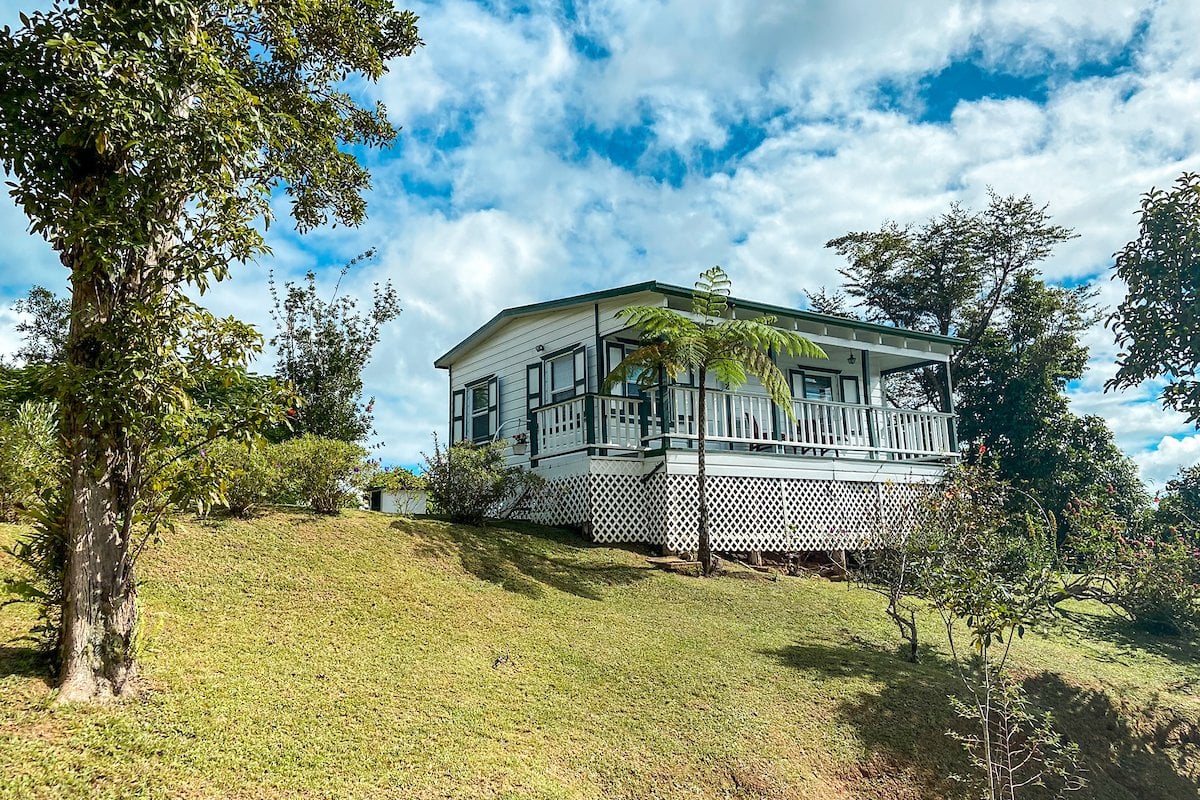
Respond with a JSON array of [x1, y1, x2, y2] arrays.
[[528, 388, 956, 461]]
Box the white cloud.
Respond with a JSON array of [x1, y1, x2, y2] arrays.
[[1135, 433, 1200, 489]]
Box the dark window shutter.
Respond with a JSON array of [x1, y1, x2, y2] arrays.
[[487, 376, 499, 438], [451, 388, 465, 443], [526, 362, 541, 413], [573, 344, 588, 396]]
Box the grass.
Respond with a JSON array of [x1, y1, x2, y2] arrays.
[[1, 511, 1197, 799]]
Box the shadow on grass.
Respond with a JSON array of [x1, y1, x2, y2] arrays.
[[765, 640, 1200, 800], [1027, 672, 1200, 800], [0, 642, 49, 680], [1056, 607, 1199, 671], [764, 641, 965, 798], [399, 519, 650, 601]]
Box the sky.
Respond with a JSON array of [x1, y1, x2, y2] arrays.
[[0, 0, 1197, 487]]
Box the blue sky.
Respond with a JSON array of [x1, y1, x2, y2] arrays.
[[0, 0, 1198, 486]]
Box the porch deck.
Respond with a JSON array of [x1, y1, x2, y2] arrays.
[[529, 386, 957, 464]]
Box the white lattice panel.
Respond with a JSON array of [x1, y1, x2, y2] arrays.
[[530, 460, 937, 554]]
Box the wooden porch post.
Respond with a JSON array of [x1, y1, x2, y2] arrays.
[[861, 348, 880, 459]]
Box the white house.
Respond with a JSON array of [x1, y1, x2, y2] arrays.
[[434, 281, 961, 554]]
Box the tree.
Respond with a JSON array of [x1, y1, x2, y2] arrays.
[[0, 1, 420, 701], [826, 191, 1075, 409], [1109, 172, 1200, 425], [825, 195, 1139, 523], [269, 251, 400, 443], [604, 267, 826, 574], [12, 286, 70, 365]]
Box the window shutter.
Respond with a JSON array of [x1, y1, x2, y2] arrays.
[[605, 342, 626, 395], [487, 376, 499, 438], [451, 388, 465, 443], [526, 362, 541, 413], [573, 344, 588, 396]]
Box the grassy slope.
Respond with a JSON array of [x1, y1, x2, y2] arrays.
[[0, 512, 1197, 800]]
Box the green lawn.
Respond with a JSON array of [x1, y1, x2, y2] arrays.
[[1, 512, 1197, 799]]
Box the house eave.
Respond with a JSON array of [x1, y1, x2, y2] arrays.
[[433, 279, 967, 369]]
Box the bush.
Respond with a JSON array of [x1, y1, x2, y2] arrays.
[[0, 401, 61, 523], [422, 436, 542, 524], [274, 435, 369, 513], [204, 438, 277, 517]]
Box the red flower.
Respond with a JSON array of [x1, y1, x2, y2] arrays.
[[287, 409, 296, 417]]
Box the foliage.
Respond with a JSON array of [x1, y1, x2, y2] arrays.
[[199, 438, 278, 517], [11, 286, 69, 365], [0, 0, 420, 696], [826, 193, 1139, 524], [374, 464, 426, 492], [1108, 172, 1200, 425], [422, 437, 542, 525], [0, 403, 65, 654], [604, 266, 825, 573], [0, 402, 60, 523], [906, 465, 1083, 799], [269, 251, 401, 443], [1061, 498, 1200, 636], [274, 435, 370, 514], [948, 679, 1084, 800]]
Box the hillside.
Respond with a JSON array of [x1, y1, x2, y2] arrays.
[[1, 512, 1198, 800]]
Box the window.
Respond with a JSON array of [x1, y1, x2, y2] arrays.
[[470, 384, 491, 442], [606, 341, 647, 397], [802, 373, 834, 401], [548, 352, 574, 403], [840, 376, 861, 404]]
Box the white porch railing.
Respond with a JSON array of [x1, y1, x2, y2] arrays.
[[649, 387, 955, 460], [528, 388, 956, 461], [531, 394, 647, 458]]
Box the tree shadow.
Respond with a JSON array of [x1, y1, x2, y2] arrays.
[[763, 641, 966, 798], [1055, 607, 1199, 672], [398, 519, 651, 601], [0, 642, 50, 681], [1026, 672, 1200, 800], [764, 640, 1200, 800]]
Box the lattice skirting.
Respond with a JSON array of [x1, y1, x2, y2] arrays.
[[528, 466, 932, 551]]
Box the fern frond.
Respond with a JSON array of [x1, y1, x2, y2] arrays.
[[692, 266, 731, 322]]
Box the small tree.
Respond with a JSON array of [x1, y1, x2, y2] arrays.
[[604, 266, 826, 574], [269, 251, 401, 443], [12, 286, 70, 365], [1108, 172, 1200, 425], [274, 435, 370, 514], [911, 466, 1083, 800]]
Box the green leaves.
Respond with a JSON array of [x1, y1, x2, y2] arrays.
[[1109, 171, 1200, 425], [605, 266, 827, 407]]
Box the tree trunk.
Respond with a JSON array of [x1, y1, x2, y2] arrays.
[[696, 367, 712, 575], [56, 276, 139, 702]]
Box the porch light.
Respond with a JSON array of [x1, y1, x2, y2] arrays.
[[847, 352, 857, 365]]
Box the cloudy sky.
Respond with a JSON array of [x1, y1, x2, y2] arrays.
[[0, 0, 1197, 486]]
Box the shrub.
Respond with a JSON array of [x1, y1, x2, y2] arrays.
[[1061, 498, 1200, 635], [274, 435, 369, 513], [204, 438, 277, 517], [0, 401, 61, 523], [422, 436, 542, 524]]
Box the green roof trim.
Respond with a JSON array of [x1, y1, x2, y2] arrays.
[[433, 280, 965, 368]]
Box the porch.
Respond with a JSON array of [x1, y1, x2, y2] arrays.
[[527, 386, 958, 464]]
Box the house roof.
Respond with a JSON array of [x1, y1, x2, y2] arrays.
[[433, 280, 966, 368]]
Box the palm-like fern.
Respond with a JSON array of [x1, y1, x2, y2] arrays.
[[604, 266, 827, 573]]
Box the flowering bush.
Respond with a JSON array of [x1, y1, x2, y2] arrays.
[[1061, 498, 1200, 635]]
